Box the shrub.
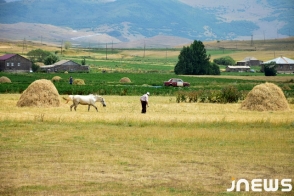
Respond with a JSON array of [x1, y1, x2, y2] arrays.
[[264, 62, 277, 76], [213, 56, 235, 65], [220, 85, 240, 103]]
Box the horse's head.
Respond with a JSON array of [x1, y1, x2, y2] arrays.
[[94, 95, 106, 107], [101, 97, 106, 107]]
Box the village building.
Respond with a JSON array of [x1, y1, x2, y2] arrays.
[[236, 57, 263, 66], [262, 56, 294, 74], [40, 60, 89, 73], [226, 65, 251, 72], [0, 54, 32, 73]]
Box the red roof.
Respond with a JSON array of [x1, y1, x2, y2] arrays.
[[0, 54, 17, 60]]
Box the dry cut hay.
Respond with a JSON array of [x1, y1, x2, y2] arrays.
[[17, 79, 60, 107], [73, 79, 85, 85], [52, 76, 62, 82], [0, 76, 11, 83], [241, 82, 290, 111], [119, 77, 131, 83]]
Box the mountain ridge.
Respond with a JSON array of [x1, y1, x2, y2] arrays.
[[0, 0, 293, 47]]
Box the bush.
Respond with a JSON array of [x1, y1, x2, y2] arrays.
[[264, 62, 277, 76], [220, 85, 240, 103], [213, 56, 235, 65], [175, 86, 241, 104]]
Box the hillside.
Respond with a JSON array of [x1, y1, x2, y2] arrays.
[[2, 0, 292, 46]]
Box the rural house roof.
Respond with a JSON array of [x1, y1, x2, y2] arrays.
[[227, 66, 250, 69], [263, 56, 294, 64], [0, 54, 17, 60], [243, 57, 257, 61], [42, 60, 79, 68]]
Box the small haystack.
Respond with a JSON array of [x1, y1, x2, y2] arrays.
[[17, 79, 60, 107], [119, 77, 131, 83], [73, 79, 85, 85], [52, 76, 62, 82], [0, 76, 11, 83], [241, 82, 290, 111]]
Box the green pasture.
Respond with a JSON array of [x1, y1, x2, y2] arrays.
[[1, 72, 294, 98]]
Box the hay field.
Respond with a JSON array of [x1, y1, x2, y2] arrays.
[[0, 94, 294, 195]]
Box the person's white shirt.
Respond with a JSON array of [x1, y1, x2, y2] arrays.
[[140, 94, 148, 102]]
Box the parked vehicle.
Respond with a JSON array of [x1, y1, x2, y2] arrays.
[[163, 78, 190, 87]]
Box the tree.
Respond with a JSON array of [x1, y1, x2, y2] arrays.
[[31, 62, 40, 72], [27, 49, 51, 62], [263, 62, 277, 76], [64, 41, 72, 50], [213, 56, 235, 65], [81, 57, 86, 65], [174, 40, 219, 75], [44, 54, 59, 65]]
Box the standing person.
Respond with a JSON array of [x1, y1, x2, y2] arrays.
[[140, 92, 150, 113], [69, 76, 73, 85]]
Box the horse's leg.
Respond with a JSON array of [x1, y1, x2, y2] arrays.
[[92, 104, 98, 112], [70, 104, 74, 111], [88, 105, 90, 111]]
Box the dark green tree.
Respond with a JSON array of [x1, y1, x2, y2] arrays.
[[27, 49, 51, 62], [81, 57, 86, 65], [44, 54, 59, 65], [31, 62, 40, 72], [263, 62, 277, 76], [175, 40, 219, 75], [213, 56, 235, 65], [208, 62, 221, 75]]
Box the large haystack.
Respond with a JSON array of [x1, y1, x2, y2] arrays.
[[0, 76, 11, 83], [119, 77, 131, 83], [241, 82, 290, 111], [17, 79, 60, 107]]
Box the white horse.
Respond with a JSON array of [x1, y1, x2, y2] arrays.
[[70, 94, 106, 112]]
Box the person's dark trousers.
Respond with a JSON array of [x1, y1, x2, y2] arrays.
[[141, 101, 147, 113]]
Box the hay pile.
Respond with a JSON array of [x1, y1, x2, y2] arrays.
[[52, 76, 62, 82], [241, 82, 290, 111], [73, 79, 85, 85], [119, 77, 131, 83], [17, 79, 60, 107], [0, 76, 11, 83]]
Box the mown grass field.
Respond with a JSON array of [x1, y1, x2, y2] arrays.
[[0, 94, 294, 195], [0, 38, 294, 195]]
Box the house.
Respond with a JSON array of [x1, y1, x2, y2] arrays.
[[236, 57, 263, 66], [262, 56, 294, 74], [226, 65, 250, 72], [40, 60, 89, 73], [0, 54, 32, 73]]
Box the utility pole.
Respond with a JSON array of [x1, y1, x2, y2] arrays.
[[250, 35, 253, 46], [22, 38, 26, 54], [143, 41, 146, 58], [165, 47, 167, 63], [60, 40, 63, 55], [106, 43, 108, 60]]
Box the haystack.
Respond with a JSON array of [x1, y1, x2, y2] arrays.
[[241, 82, 290, 111], [0, 76, 11, 83], [52, 76, 62, 82], [17, 79, 60, 107], [119, 77, 131, 83], [73, 79, 85, 85]]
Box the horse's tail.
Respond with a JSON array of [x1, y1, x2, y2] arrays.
[[63, 96, 71, 104]]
